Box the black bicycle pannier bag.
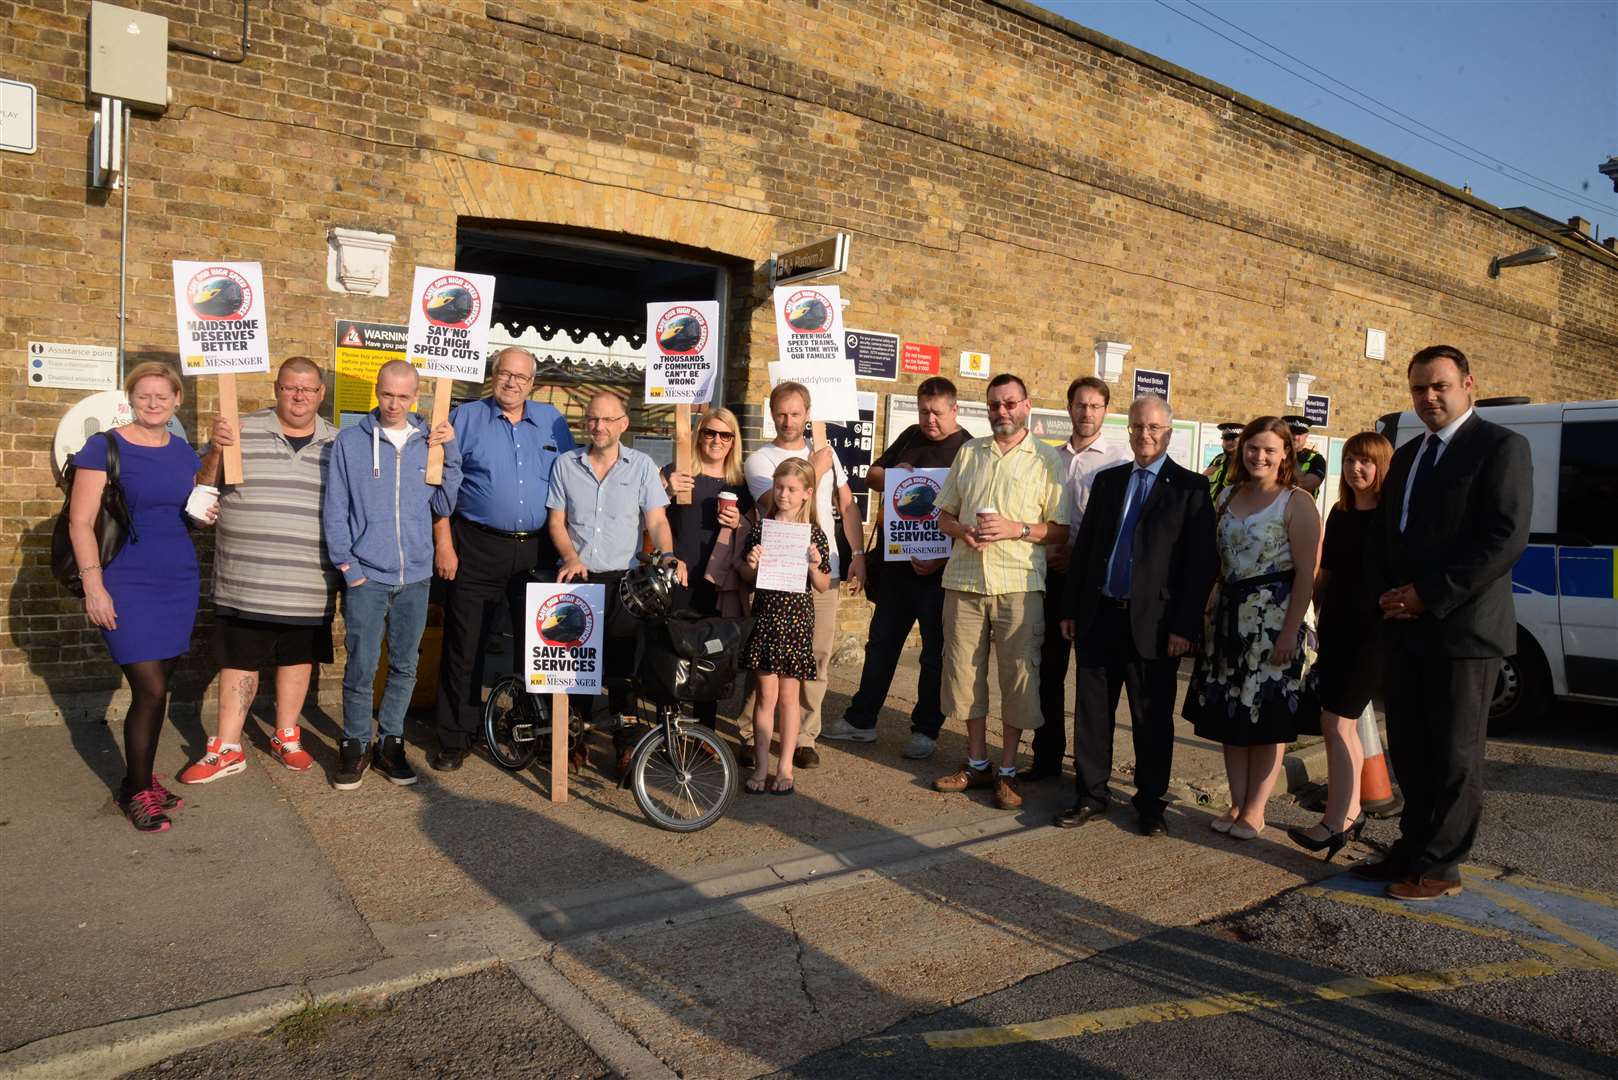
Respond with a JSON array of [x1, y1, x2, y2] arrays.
[[636, 613, 755, 704]]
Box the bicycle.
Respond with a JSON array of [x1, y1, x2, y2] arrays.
[[482, 552, 750, 832]]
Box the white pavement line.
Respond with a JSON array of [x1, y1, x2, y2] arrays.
[[0, 945, 497, 1080], [508, 954, 681, 1080]]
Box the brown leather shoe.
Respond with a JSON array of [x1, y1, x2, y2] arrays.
[[793, 746, 821, 770], [993, 774, 1023, 810], [934, 762, 995, 793], [1387, 877, 1463, 902]]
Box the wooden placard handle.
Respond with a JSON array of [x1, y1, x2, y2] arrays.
[[550, 691, 569, 804], [424, 377, 453, 485], [674, 404, 693, 505], [811, 420, 828, 452], [217, 372, 243, 485]]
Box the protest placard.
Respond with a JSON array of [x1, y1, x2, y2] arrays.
[[758, 518, 812, 593], [407, 267, 496, 482], [883, 467, 951, 561], [172, 260, 272, 483], [645, 300, 719, 405], [772, 284, 858, 430], [525, 581, 607, 803]]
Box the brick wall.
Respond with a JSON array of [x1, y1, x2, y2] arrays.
[[3, 0, 1615, 717]]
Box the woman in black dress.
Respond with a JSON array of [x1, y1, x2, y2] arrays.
[[1288, 431, 1393, 860], [661, 406, 754, 728]]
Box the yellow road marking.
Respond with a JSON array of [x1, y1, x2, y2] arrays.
[[1466, 878, 1618, 968], [918, 958, 1564, 1049], [1462, 867, 1618, 911]]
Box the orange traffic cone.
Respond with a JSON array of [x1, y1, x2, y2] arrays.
[[1358, 703, 1402, 818]]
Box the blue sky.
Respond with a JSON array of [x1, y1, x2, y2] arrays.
[[1040, 1, 1618, 240]]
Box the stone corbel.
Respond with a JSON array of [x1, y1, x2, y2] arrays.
[[1287, 372, 1317, 407], [326, 227, 396, 297], [1094, 340, 1132, 384]]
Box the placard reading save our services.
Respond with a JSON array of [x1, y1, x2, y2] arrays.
[[883, 467, 951, 561], [525, 582, 606, 694], [645, 300, 719, 404], [407, 267, 496, 382], [171, 261, 271, 375]]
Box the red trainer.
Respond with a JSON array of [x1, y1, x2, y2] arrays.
[[270, 727, 315, 771], [177, 737, 247, 785]]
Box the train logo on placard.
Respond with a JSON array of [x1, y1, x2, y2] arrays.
[[655, 307, 709, 355], [784, 290, 833, 333], [535, 594, 593, 648], [892, 474, 942, 521], [185, 267, 253, 321], [421, 276, 481, 329]]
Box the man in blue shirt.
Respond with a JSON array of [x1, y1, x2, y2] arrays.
[[429, 346, 576, 772], [548, 391, 681, 775]]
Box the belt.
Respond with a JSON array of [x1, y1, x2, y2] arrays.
[[1102, 595, 1130, 609], [458, 516, 543, 541], [1215, 569, 1294, 661]]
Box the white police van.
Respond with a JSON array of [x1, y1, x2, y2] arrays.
[[1376, 398, 1618, 733]]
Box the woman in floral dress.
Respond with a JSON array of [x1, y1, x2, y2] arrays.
[[1185, 416, 1322, 840]]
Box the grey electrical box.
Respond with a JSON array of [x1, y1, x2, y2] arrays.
[[88, 2, 169, 114]]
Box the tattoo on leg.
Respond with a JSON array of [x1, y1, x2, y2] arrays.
[[235, 674, 258, 718]]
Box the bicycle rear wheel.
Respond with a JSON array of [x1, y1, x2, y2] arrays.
[[629, 723, 737, 832], [482, 675, 542, 770]]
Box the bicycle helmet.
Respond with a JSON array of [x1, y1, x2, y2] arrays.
[[619, 551, 678, 620]]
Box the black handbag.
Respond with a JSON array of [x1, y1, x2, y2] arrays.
[[51, 433, 136, 597], [634, 612, 755, 705]]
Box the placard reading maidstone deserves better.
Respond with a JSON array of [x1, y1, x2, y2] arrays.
[[525, 582, 606, 694], [406, 267, 496, 382], [171, 261, 271, 375], [644, 300, 719, 404], [883, 467, 951, 561]]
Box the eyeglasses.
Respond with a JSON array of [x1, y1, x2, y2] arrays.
[[1128, 424, 1170, 436], [986, 398, 1027, 413], [584, 415, 625, 427], [699, 429, 735, 442], [494, 370, 534, 385], [276, 385, 321, 398]]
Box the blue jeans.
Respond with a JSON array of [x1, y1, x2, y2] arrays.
[[341, 579, 431, 745]]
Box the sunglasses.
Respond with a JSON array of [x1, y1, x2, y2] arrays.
[[699, 429, 735, 442]]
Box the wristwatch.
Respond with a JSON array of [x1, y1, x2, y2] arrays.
[[1019, 523, 1031, 541]]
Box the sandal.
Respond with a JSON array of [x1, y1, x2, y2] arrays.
[[771, 776, 796, 796]]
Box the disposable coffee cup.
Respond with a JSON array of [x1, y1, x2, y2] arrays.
[[185, 484, 220, 522], [976, 505, 998, 525], [717, 491, 739, 509]]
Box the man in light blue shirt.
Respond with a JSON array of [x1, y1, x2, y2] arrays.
[[430, 346, 576, 772], [548, 391, 681, 773]]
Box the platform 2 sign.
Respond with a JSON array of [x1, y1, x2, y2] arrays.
[[525, 583, 606, 694]]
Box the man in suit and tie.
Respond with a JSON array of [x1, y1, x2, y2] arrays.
[[1058, 394, 1218, 836], [1361, 344, 1531, 900]]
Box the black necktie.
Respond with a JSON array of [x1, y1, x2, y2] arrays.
[[1405, 433, 1441, 529]]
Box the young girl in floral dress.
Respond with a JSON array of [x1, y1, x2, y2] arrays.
[[738, 458, 831, 795]]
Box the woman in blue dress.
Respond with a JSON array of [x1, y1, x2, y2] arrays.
[[68, 362, 212, 833]]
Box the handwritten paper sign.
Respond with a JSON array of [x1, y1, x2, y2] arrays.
[[883, 467, 951, 561], [757, 518, 812, 593]]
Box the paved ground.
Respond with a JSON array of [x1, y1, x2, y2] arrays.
[[3, 633, 1611, 1079], [118, 967, 608, 1080]]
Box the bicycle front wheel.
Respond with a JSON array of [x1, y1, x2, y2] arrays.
[[629, 724, 737, 832]]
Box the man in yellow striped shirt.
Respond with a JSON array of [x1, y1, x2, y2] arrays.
[[932, 373, 1071, 810]]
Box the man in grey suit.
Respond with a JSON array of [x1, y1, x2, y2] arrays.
[[1362, 344, 1532, 901]]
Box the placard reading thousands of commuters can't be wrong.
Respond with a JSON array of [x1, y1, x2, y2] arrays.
[[171, 261, 271, 375], [525, 582, 606, 694], [771, 284, 859, 421], [406, 267, 497, 382], [644, 300, 720, 404], [883, 467, 951, 561]]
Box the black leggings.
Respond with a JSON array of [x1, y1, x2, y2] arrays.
[[119, 658, 177, 797]]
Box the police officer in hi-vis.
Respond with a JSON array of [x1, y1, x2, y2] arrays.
[[1284, 415, 1327, 496], [1202, 421, 1243, 500]]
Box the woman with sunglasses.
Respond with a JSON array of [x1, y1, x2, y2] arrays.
[[662, 406, 755, 728]]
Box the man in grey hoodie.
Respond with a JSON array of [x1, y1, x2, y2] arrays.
[[324, 360, 461, 790]]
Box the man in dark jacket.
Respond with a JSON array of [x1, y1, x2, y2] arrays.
[[325, 360, 461, 791], [1361, 345, 1531, 900], [1058, 393, 1218, 836]]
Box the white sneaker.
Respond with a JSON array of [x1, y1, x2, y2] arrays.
[[903, 733, 937, 760], [820, 718, 878, 743]]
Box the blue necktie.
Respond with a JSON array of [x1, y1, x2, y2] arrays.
[[1404, 433, 1442, 531], [1106, 469, 1148, 599]]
